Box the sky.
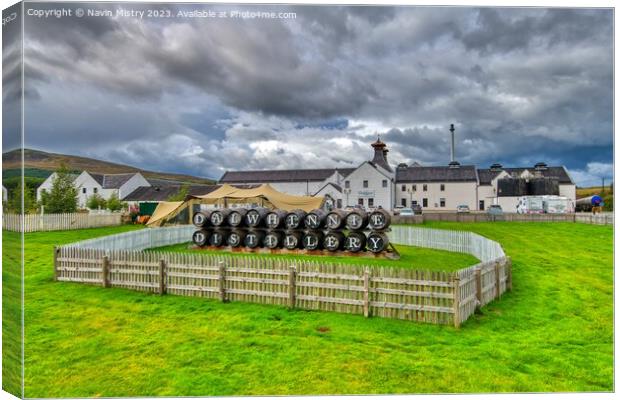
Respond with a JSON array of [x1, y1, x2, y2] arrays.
[[2, 3, 614, 186]]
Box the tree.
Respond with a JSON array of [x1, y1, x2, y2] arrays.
[[167, 185, 190, 202], [106, 192, 122, 212], [7, 182, 36, 214], [86, 194, 107, 210], [40, 165, 78, 213]]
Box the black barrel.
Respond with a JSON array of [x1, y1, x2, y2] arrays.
[[227, 208, 248, 227], [302, 231, 324, 250], [192, 229, 210, 247], [208, 230, 228, 247], [285, 209, 307, 230], [366, 232, 389, 253], [304, 209, 327, 230], [368, 209, 391, 230], [245, 207, 269, 228], [265, 209, 287, 229], [263, 231, 283, 249], [283, 231, 303, 250], [345, 209, 368, 231], [227, 230, 246, 247], [210, 209, 232, 227], [192, 211, 211, 228], [325, 209, 347, 230], [344, 231, 367, 253], [323, 231, 345, 252], [244, 230, 266, 249]]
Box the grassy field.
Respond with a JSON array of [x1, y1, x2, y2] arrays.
[[4, 221, 613, 396], [150, 242, 478, 271]]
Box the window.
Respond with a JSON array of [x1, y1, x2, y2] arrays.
[[412, 185, 417, 191], [82, 188, 86, 194], [363, 180, 368, 188], [358, 198, 364, 206], [401, 198, 406, 207], [423, 184, 427, 192], [412, 200, 418, 205], [479, 200, 485, 210], [345, 180, 350, 189], [440, 198, 446, 207], [337, 199, 342, 208], [422, 198, 428, 207], [440, 184, 445, 191], [93, 188, 98, 194], [368, 198, 374, 207], [401, 184, 406, 192], [382, 180, 388, 188]]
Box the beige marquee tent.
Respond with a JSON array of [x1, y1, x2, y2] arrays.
[[146, 184, 324, 227]]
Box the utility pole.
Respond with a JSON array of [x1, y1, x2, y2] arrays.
[[602, 177, 605, 195]]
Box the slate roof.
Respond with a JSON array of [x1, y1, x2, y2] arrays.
[[87, 172, 138, 189], [395, 165, 478, 183], [476, 169, 504, 185], [477, 167, 573, 185], [219, 168, 356, 183], [123, 185, 219, 202]]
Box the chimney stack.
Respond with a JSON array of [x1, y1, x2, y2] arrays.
[[450, 123, 455, 163]]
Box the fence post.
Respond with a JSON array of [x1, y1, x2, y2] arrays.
[[453, 275, 461, 328], [363, 268, 370, 317], [474, 267, 482, 308], [102, 255, 110, 288], [495, 262, 501, 299], [219, 261, 227, 303], [53, 246, 59, 281], [159, 259, 166, 295], [506, 258, 513, 291], [288, 265, 296, 309]]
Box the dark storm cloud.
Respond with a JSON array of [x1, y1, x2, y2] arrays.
[[16, 4, 613, 185]]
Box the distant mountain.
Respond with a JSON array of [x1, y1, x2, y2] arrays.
[[2, 148, 215, 185]]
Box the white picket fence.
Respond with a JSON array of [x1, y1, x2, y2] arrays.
[[3, 213, 122, 232], [388, 225, 505, 262], [575, 212, 614, 225]]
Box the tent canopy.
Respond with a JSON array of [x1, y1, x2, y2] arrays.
[[146, 184, 324, 227], [188, 184, 324, 211], [146, 201, 184, 227]]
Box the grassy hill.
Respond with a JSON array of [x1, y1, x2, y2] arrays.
[[2, 148, 215, 185]]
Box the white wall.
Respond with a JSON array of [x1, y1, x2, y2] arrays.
[[36, 173, 58, 202], [342, 162, 393, 209], [74, 172, 105, 208], [396, 181, 478, 211]]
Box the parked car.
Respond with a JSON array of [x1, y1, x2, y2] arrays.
[[456, 205, 470, 213], [393, 206, 403, 216], [487, 204, 503, 215], [411, 204, 423, 215], [398, 207, 415, 216]]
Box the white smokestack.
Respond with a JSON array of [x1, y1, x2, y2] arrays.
[[450, 123, 455, 162]]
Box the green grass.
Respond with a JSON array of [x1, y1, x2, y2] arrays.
[[149, 242, 478, 271], [8, 222, 613, 396]]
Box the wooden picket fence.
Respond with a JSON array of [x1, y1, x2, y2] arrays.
[[3, 213, 122, 232], [53, 225, 511, 327]]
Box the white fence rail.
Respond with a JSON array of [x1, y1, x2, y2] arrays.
[[575, 213, 614, 225], [388, 226, 505, 262], [3, 213, 122, 232]]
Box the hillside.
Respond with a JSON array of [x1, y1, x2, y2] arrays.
[[2, 148, 215, 185]]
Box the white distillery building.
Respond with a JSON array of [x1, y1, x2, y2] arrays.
[[220, 136, 576, 212], [37, 171, 151, 208]]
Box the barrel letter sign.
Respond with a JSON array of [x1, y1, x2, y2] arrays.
[[191, 206, 391, 255]]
